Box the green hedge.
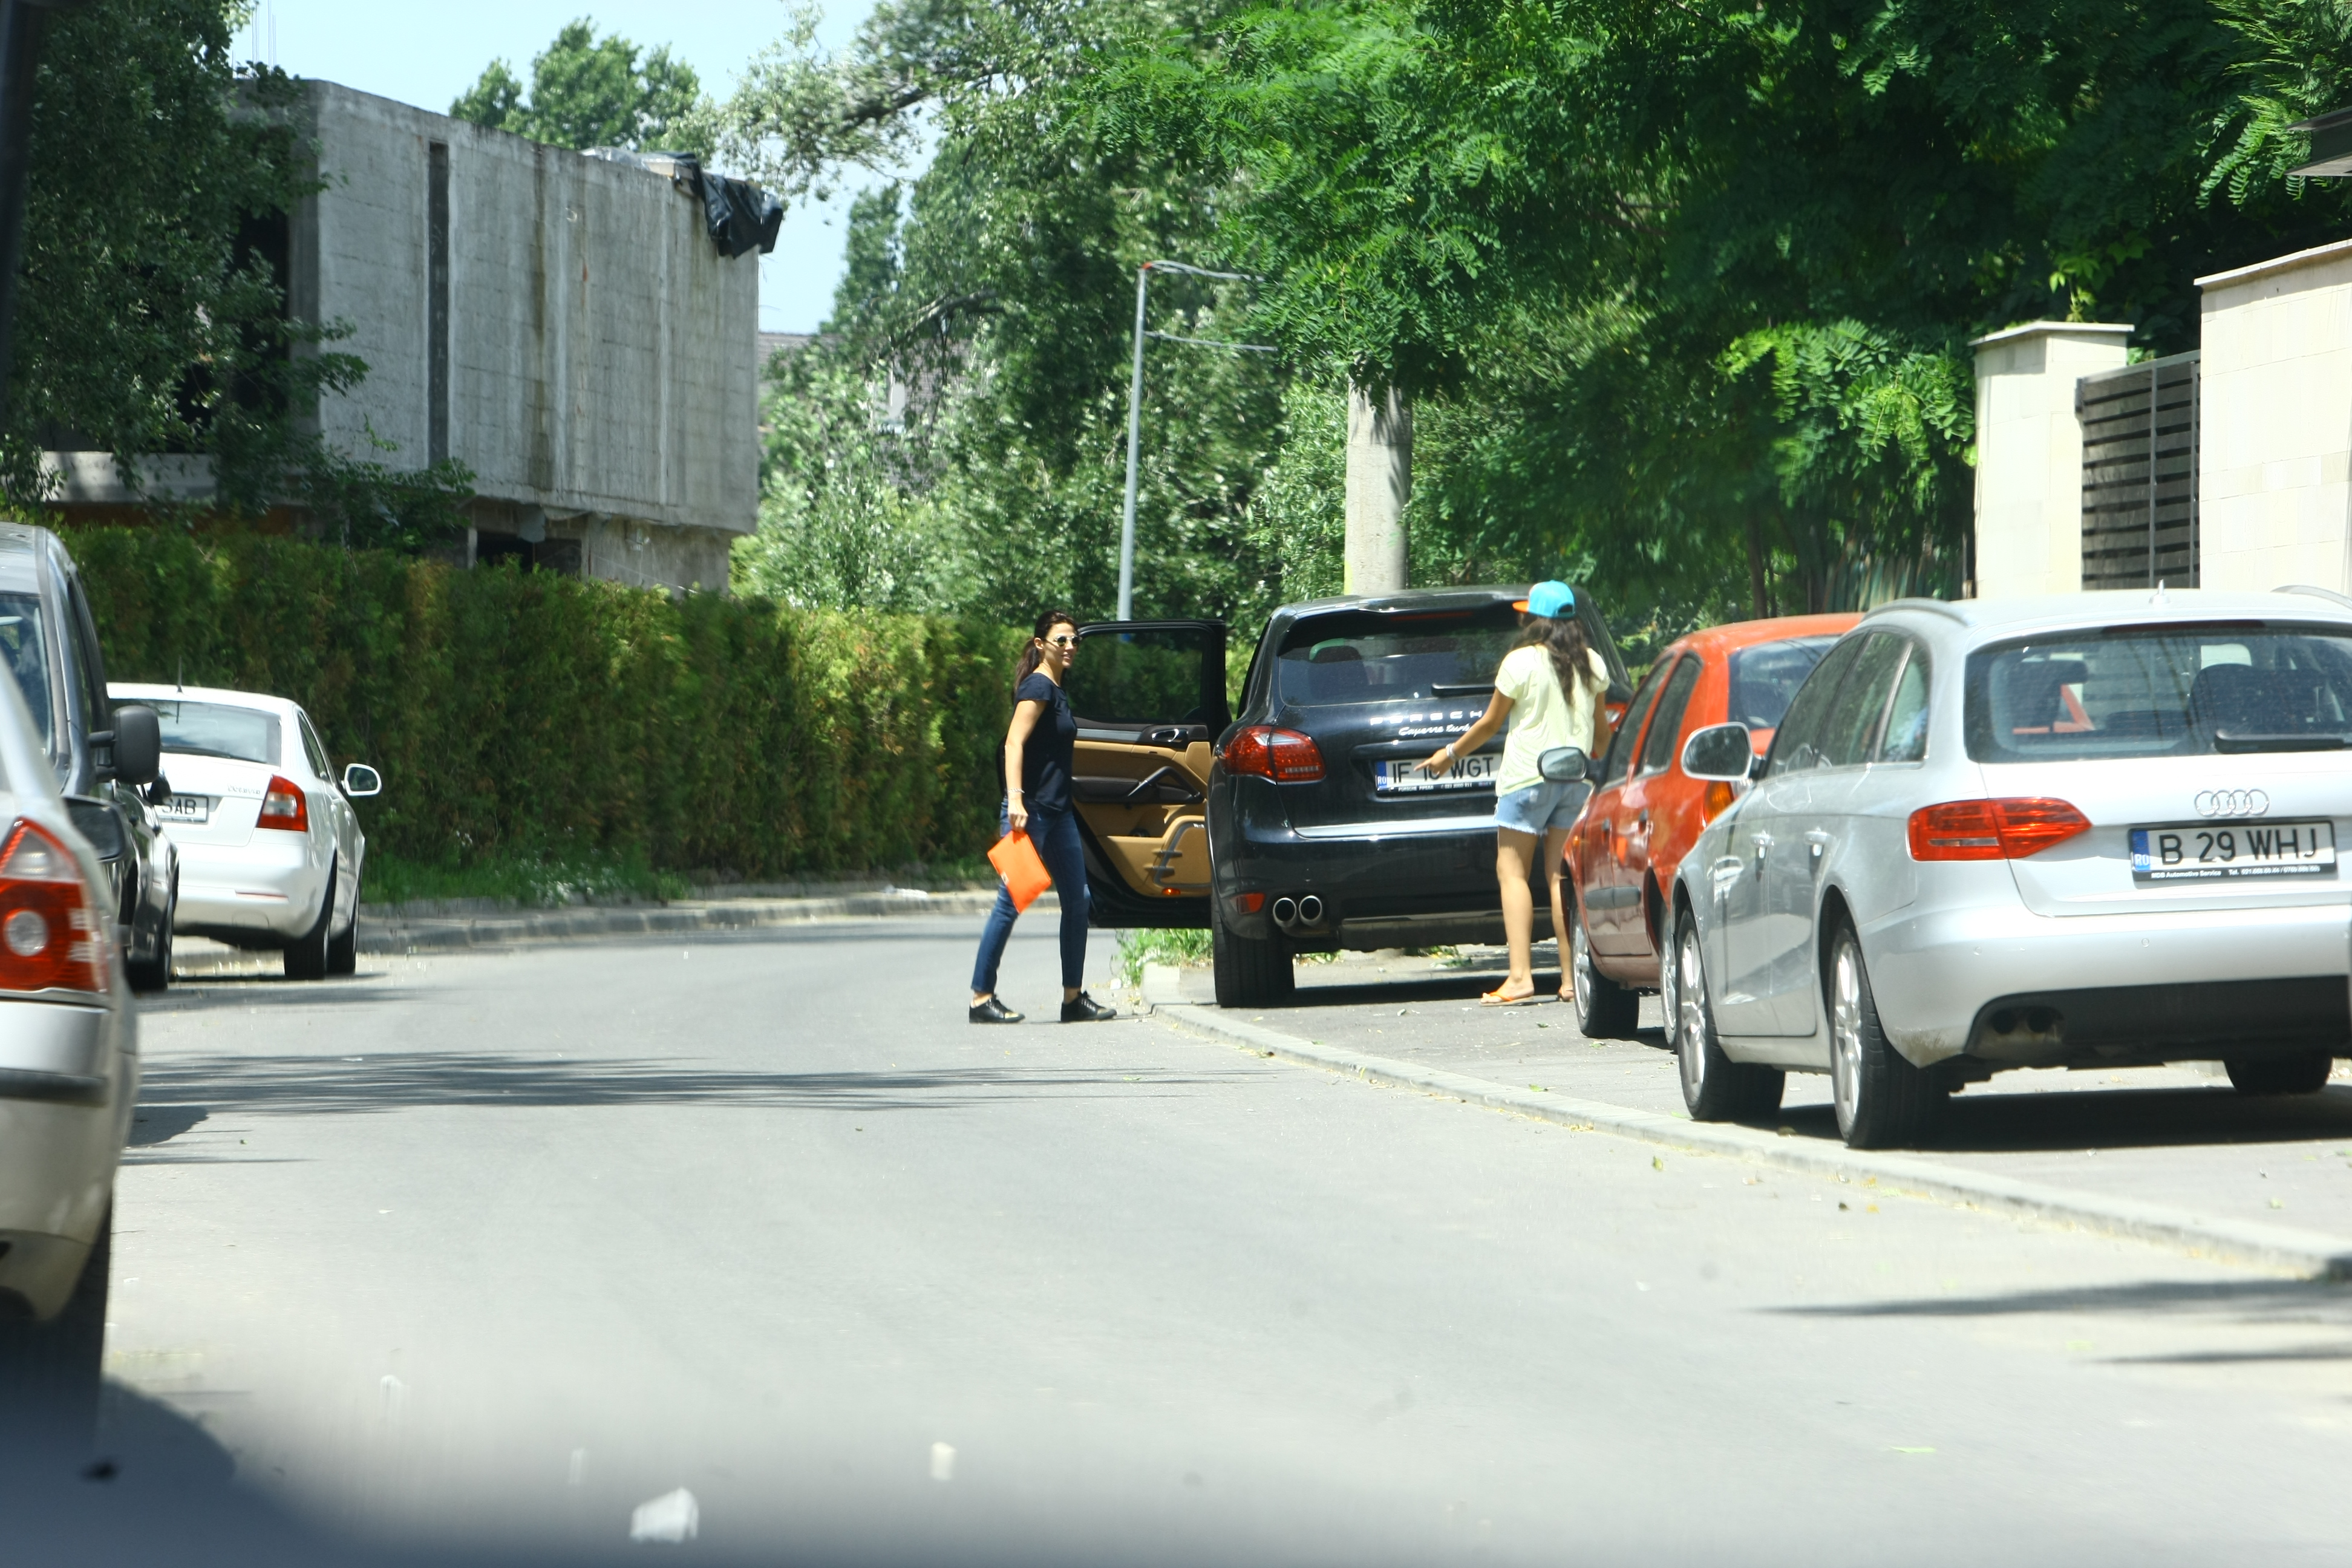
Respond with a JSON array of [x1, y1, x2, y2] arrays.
[[68, 527, 1021, 876]]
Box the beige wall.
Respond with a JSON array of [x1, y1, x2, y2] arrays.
[[1969, 322, 2134, 598], [2197, 240, 2352, 594]]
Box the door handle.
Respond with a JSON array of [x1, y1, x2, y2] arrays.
[[1751, 832, 1772, 861], [1805, 829, 1831, 860]]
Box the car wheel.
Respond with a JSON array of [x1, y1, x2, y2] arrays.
[[284, 858, 336, 981], [1568, 897, 1640, 1039], [1210, 893, 1293, 1008], [125, 877, 174, 993], [1827, 922, 1941, 1148], [327, 894, 358, 977], [2224, 1053, 2334, 1096], [1672, 910, 1783, 1122], [0, 1199, 110, 1451]]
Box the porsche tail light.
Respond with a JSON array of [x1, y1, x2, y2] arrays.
[[0, 819, 107, 994], [1908, 798, 2089, 861], [1223, 726, 1325, 783], [258, 774, 310, 832]]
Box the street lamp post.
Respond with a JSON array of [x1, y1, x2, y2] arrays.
[[1116, 260, 1270, 622]]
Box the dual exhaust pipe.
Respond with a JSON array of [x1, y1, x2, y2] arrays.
[[1270, 894, 1325, 933]]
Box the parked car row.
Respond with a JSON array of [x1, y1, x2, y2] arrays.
[[0, 523, 381, 1365]]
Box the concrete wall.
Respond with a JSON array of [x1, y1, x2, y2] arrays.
[[1968, 322, 2134, 598], [2195, 240, 2352, 594], [296, 82, 758, 590]]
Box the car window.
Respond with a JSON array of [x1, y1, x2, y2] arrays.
[[1638, 655, 1700, 776], [1964, 623, 2352, 762], [61, 581, 101, 747], [1726, 636, 1839, 740], [0, 591, 53, 750], [298, 711, 332, 780], [1601, 659, 1669, 783], [1816, 633, 1909, 769], [1275, 605, 1521, 707], [1878, 646, 1930, 763], [1762, 635, 1866, 778], [132, 698, 282, 765]]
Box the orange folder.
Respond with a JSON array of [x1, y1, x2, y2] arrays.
[[987, 830, 1053, 912]]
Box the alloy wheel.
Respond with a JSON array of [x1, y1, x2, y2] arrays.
[[1674, 924, 1708, 1103], [1831, 939, 1863, 1132], [1570, 909, 1596, 1016]]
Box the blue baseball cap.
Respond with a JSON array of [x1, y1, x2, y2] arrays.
[[1514, 580, 1576, 618]]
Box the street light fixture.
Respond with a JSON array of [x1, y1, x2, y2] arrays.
[[1116, 260, 1275, 621]]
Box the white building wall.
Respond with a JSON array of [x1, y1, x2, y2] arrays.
[[1968, 322, 2133, 599], [297, 82, 759, 589], [2195, 240, 2352, 595]]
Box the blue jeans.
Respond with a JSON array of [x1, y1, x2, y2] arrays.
[[971, 805, 1090, 995]]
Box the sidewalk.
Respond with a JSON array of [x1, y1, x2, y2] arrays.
[[1144, 949, 2352, 1278], [172, 881, 1034, 978]]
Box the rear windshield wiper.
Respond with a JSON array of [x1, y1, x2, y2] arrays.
[[2213, 731, 2350, 753]]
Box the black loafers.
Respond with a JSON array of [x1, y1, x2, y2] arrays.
[[969, 996, 1024, 1024], [1061, 991, 1116, 1024]]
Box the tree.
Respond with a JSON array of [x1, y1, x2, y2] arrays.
[[452, 18, 703, 153]]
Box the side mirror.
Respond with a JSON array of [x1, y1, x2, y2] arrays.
[[64, 795, 126, 861], [342, 763, 383, 799], [101, 704, 161, 787], [1537, 745, 1588, 783], [1681, 722, 1756, 782]]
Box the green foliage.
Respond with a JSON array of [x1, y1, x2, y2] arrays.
[[362, 845, 690, 907], [452, 18, 704, 154], [1114, 926, 1210, 985], [72, 527, 1021, 877]]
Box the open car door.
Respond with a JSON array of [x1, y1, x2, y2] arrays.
[[1063, 619, 1227, 929]]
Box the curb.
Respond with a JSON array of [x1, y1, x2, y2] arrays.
[[173, 888, 1036, 976], [1151, 997, 2352, 1281]]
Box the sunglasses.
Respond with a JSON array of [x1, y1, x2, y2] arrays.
[[1045, 634, 1077, 647]]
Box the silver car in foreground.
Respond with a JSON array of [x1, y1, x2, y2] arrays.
[[1666, 587, 2352, 1148]]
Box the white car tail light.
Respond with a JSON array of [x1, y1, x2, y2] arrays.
[[0, 818, 108, 995], [258, 774, 309, 832]]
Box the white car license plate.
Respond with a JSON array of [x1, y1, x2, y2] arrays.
[[156, 795, 211, 825], [2130, 821, 2336, 883], [1376, 752, 1500, 792]]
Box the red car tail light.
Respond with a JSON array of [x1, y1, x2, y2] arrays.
[[1222, 726, 1325, 783], [1908, 798, 2090, 861], [258, 774, 310, 832], [0, 819, 107, 995]]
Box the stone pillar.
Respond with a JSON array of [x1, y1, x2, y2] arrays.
[[1344, 380, 1411, 595], [1968, 321, 2134, 598]]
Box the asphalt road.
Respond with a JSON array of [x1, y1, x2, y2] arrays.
[[28, 918, 2352, 1564]]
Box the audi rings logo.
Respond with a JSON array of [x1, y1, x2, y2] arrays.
[[2195, 789, 2270, 817]]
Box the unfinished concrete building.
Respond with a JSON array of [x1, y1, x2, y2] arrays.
[[47, 80, 766, 593]]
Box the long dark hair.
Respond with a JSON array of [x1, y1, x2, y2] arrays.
[[1013, 607, 1079, 693], [1514, 610, 1595, 701]]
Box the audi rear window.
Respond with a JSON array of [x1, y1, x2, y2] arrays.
[[1276, 606, 1523, 706], [1964, 623, 2352, 763], [134, 699, 283, 766]]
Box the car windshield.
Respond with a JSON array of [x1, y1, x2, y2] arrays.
[[1965, 622, 2352, 762], [1276, 606, 1523, 705], [0, 590, 51, 749], [135, 697, 282, 765], [1726, 636, 1840, 733]]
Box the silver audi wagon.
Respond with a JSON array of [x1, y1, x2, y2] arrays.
[[1666, 586, 2352, 1148]]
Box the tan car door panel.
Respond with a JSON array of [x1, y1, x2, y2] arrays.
[[1066, 622, 1227, 908]]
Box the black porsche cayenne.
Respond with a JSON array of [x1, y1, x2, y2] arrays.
[[1202, 586, 1633, 1006]]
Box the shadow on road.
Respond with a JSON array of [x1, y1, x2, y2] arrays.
[[127, 1054, 1240, 1132], [1754, 1085, 2352, 1155], [1775, 1274, 2352, 1344]]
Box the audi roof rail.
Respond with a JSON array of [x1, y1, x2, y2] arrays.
[[1861, 596, 1970, 623], [2275, 584, 2352, 610]]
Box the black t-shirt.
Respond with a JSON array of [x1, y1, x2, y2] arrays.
[[1013, 671, 1076, 815]]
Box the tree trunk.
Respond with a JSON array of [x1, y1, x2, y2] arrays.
[[1344, 379, 1411, 595], [1745, 516, 1769, 619]]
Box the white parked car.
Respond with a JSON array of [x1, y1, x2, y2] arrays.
[[108, 684, 380, 980]]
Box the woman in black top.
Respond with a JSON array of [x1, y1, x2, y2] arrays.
[[969, 610, 1116, 1024]]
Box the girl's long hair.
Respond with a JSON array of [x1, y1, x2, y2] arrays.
[[1514, 609, 1596, 702], [1013, 608, 1079, 693]]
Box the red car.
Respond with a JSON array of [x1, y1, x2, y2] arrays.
[[1565, 613, 1861, 1036]]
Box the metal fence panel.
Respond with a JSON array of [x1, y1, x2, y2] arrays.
[[2076, 352, 2199, 589]]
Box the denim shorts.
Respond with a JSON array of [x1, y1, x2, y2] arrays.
[[1494, 779, 1592, 835]]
